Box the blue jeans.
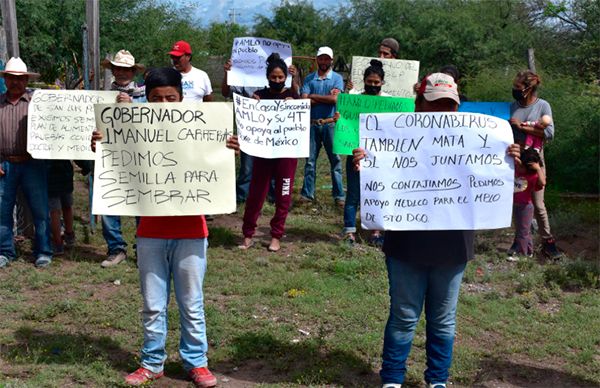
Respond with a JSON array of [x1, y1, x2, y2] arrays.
[[236, 151, 253, 203], [343, 156, 360, 233], [0, 160, 52, 259], [137, 237, 208, 373], [381, 257, 466, 385], [301, 123, 344, 201], [101, 215, 127, 255]]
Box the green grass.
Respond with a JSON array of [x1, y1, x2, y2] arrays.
[[0, 153, 599, 387]]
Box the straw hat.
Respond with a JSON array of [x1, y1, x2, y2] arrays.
[[0, 57, 40, 78], [101, 50, 145, 72]]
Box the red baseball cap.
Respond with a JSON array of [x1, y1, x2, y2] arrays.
[[168, 40, 192, 56]]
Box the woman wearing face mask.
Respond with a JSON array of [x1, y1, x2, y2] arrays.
[[238, 53, 300, 252], [509, 70, 562, 260], [343, 59, 389, 246]]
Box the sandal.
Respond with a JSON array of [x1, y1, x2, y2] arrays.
[[238, 238, 254, 250]]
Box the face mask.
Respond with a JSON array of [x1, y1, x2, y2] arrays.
[[512, 87, 529, 101], [364, 84, 382, 95], [269, 80, 285, 91]]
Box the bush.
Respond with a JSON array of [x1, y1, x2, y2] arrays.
[[544, 259, 600, 290]]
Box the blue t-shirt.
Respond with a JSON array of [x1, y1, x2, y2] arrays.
[[301, 70, 344, 119]]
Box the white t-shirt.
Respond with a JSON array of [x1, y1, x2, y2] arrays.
[[181, 66, 213, 102]]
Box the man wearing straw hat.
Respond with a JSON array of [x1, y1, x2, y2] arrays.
[[96, 49, 145, 268], [0, 57, 53, 268]]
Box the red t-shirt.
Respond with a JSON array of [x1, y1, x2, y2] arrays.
[[513, 170, 542, 204], [136, 216, 208, 239]]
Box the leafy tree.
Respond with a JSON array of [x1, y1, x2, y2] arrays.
[[206, 22, 249, 56]]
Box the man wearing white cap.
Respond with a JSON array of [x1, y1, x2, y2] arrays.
[[300, 46, 345, 206], [96, 49, 146, 268], [0, 57, 53, 268]]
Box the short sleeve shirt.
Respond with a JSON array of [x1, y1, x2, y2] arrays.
[[301, 70, 344, 119], [510, 98, 554, 143], [181, 66, 213, 102]]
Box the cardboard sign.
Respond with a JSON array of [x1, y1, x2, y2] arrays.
[[27, 90, 119, 160], [92, 102, 236, 216], [350, 56, 419, 98], [333, 93, 414, 155], [359, 112, 514, 231], [233, 93, 310, 158], [228, 37, 292, 87]]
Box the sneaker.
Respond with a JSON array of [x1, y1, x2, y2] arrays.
[[297, 196, 313, 204], [124, 367, 164, 386], [335, 198, 345, 209], [188, 367, 217, 388], [369, 234, 385, 248], [0, 255, 9, 269], [506, 241, 519, 256], [53, 244, 65, 256], [382, 384, 402, 388], [343, 233, 356, 246], [101, 251, 127, 268], [35, 255, 52, 268], [543, 238, 563, 260], [63, 232, 75, 249]]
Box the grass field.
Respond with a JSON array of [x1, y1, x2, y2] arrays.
[[0, 153, 598, 388]]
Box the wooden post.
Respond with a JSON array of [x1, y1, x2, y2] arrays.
[[86, 0, 99, 90], [103, 53, 112, 90], [527, 48, 536, 73], [0, 0, 19, 58]]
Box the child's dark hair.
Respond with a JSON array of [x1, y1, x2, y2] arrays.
[[439, 65, 460, 82], [363, 59, 385, 80], [144, 67, 182, 98], [266, 53, 288, 77], [521, 148, 544, 171]]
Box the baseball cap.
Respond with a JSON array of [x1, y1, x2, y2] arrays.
[[421, 73, 460, 105], [169, 40, 192, 56], [380, 38, 399, 55], [316, 46, 333, 58]]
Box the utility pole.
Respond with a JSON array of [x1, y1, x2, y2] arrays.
[[228, 8, 240, 25], [527, 48, 536, 73], [0, 0, 19, 58], [86, 0, 100, 90]]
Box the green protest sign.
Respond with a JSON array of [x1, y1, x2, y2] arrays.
[[333, 93, 414, 155]]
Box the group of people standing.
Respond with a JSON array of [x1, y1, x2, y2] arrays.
[[0, 35, 561, 388]]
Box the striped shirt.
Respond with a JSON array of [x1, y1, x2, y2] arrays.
[[0, 91, 32, 158]]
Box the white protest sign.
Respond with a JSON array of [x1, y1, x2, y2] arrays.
[[92, 102, 236, 216], [27, 89, 119, 160], [228, 37, 292, 87], [233, 93, 310, 158], [359, 112, 514, 231], [350, 56, 419, 98]]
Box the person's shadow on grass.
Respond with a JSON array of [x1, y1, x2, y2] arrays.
[[473, 356, 598, 387], [212, 331, 380, 387]]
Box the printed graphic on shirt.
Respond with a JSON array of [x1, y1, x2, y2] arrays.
[[514, 176, 528, 193]]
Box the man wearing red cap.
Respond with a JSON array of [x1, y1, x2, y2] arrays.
[[169, 40, 213, 102]]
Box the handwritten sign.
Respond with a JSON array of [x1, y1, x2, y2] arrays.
[[92, 102, 236, 216], [233, 93, 310, 158], [228, 37, 292, 87], [333, 93, 414, 155], [459, 102, 511, 120], [27, 90, 119, 160], [359, 112, 514, 231], [350, 56, 419, 98]]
